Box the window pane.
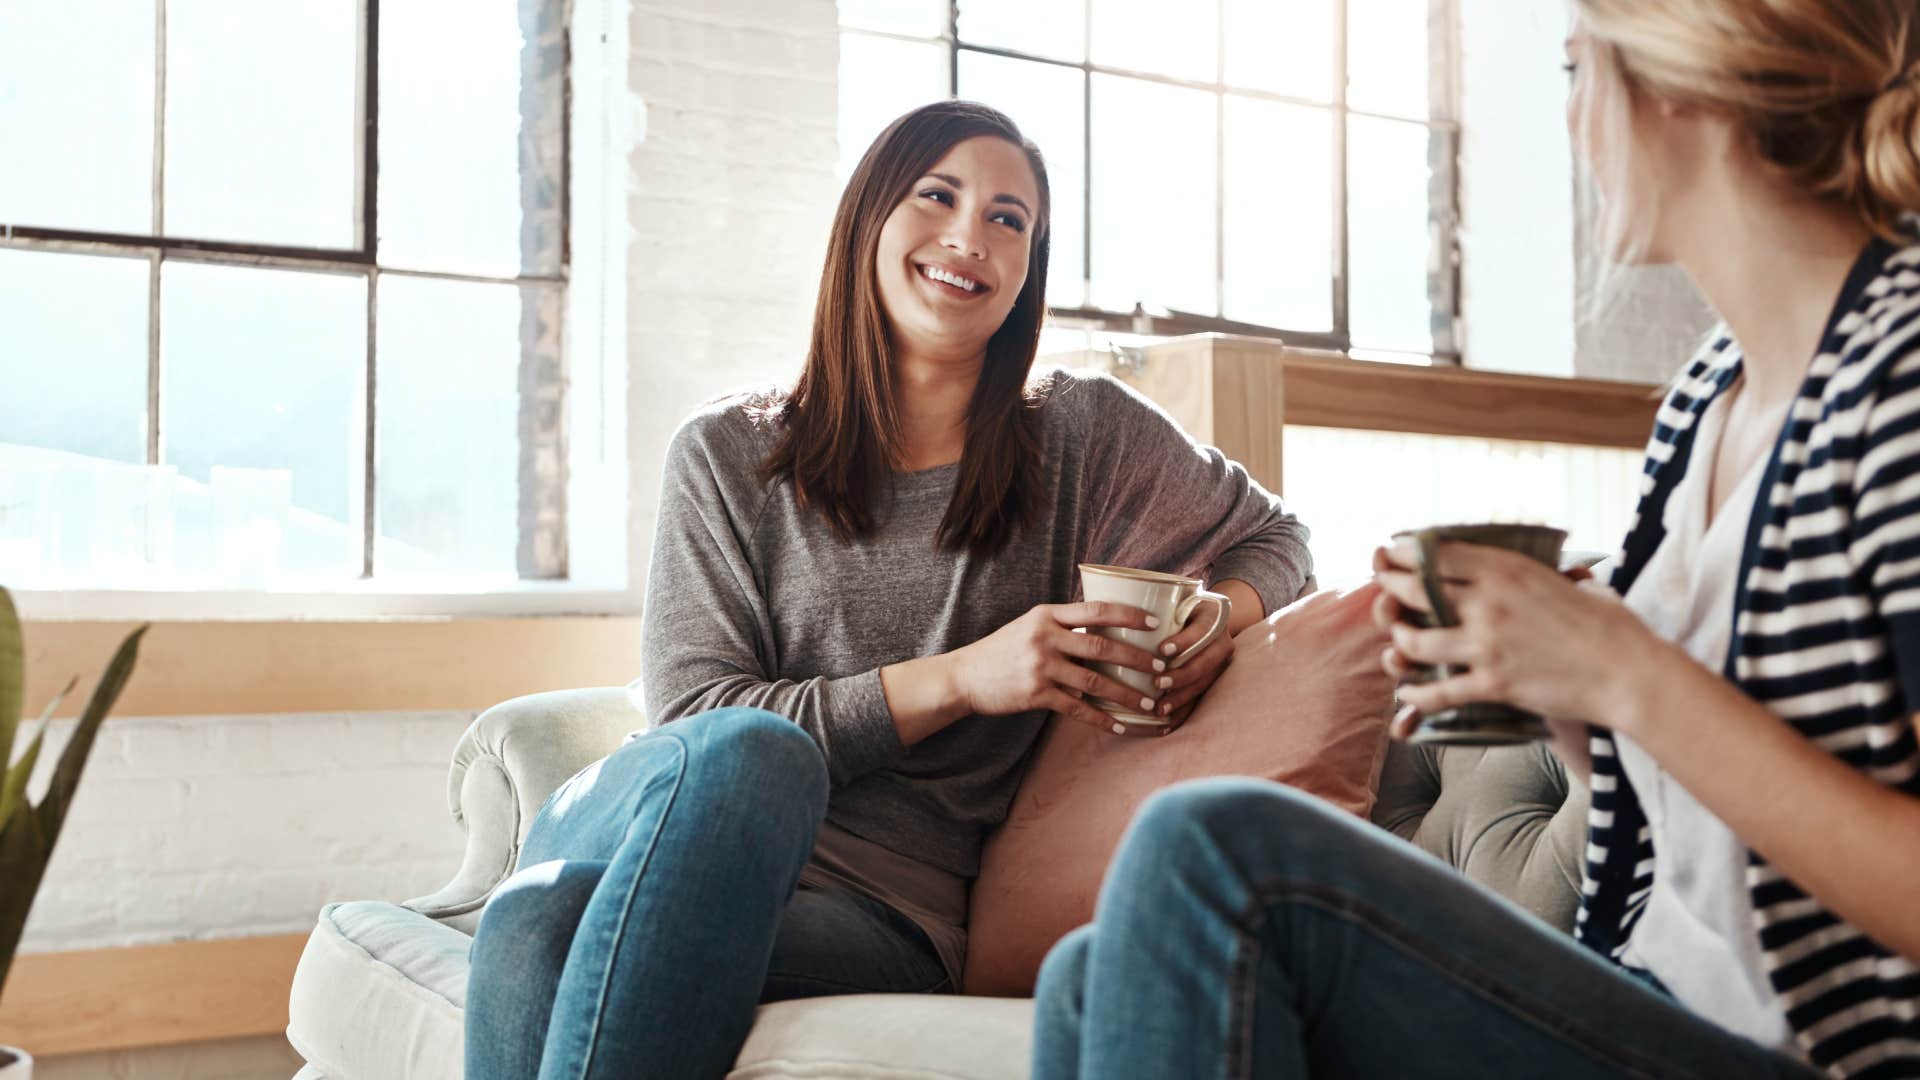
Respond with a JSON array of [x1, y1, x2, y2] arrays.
[[0, 250, 149, 463], [161, 263, 365, 582], [164, 1, 359, 249], [1037, 323, 1092, 361], [1223, 0, 1335, 103], [0, 0, 156, 234], [1347, 0, 1433, 119], [0, 250, 153, 585], [375, 275, 549, 580], [1223, 97, 1332, 331], [1089, 75, 1215, 316], [1091, 0, 1215, 81], [379, 0, 564, 277], [1283, 427, 1641, 586], [841, 0, 948, 37], [838, 32, 950, 180], [1348, 115, 1437, 353], [958, 52, 1086, 308], [958, 0, 1084, 63]]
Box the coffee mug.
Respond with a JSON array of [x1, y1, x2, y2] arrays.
[[1079, 563, 1232, 727], [1392, 523, 1567, 746]]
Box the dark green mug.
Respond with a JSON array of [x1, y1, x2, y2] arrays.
[[1392, 522, 1568, 746]]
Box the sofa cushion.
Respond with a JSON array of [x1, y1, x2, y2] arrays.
[[288, 901, 470, 1080], [287, 899, 1036, 1079], [733, 995, 1033, 1079], [964, 583, 1395, 996]]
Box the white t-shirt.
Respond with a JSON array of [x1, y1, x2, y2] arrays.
[[1615, 380, 1796, 1051]]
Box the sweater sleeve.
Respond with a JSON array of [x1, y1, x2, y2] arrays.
[[638, 408, 907, 786], [1071, 372, 1314, 614]]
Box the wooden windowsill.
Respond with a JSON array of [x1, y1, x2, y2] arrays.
[[21, 615, 644, 719]]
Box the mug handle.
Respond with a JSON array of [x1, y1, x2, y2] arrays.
[[1167, 589, 1232, 669], [1413, 529, 1461, 628]]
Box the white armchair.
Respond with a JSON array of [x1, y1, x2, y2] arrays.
[[285, 687, 1583, 1079], [283, 688, 1036, 1080]]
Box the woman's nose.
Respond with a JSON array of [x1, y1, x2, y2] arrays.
[[940, 216, 986, 260]]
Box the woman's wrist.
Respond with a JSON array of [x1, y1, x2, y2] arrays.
[[879, 652, 971, 745], [1592, 627, 1691, 741], [1213, 578, 1265, 636]]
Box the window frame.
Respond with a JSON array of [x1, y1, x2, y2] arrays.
[[841, 0, 1463, 361], [1, 0, 632, 619]]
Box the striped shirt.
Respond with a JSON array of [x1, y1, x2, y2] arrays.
[[1579, 233, 1920, 1079]]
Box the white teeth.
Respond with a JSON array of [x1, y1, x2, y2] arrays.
[[921, 264, 980, 292]]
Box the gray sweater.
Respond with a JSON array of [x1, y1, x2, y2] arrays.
[[638, 368, 1311, 876]]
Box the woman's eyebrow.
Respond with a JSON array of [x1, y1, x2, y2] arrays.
[[927, 172, 1032, 217]]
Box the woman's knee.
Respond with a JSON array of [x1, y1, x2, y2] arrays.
[[471, 860, 602, 978], [670, 707, 828, 809], [1123, 778, 1354, 883], [1035, 924, 1095, 1003]]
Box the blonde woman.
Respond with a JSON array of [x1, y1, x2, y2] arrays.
[[1032, 1, 1920, 1077]]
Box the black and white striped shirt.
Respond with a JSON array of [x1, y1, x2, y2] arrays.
[[1579, 234, 1920, 1079]]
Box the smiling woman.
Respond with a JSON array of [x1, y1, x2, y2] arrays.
[[460, 100, 1314, 1079], [764, 104, 1054, 546]]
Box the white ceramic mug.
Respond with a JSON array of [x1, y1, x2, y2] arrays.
[[1078, 563, 1231, 727]]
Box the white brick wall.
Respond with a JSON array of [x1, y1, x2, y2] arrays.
[[21, 1, 844, 1075], [22, 711, 468, 953], [623, 0, 842, 593], [1457, 0, 1577, 378]]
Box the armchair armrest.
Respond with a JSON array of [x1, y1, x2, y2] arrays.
[[403, 686, 649, 921]]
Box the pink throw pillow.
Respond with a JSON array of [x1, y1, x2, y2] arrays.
[[963, 583, 1395, 996]]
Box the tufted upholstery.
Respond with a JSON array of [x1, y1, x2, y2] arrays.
[[1370, 737, 1589, 932]]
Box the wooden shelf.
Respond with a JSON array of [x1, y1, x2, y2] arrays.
[[1109, 334, 1663, 495]]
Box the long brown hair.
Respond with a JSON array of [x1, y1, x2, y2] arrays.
[[760, 101, 1053, 556]]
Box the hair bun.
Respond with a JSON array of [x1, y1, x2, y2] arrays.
[[1861, 61, 1920, 229]]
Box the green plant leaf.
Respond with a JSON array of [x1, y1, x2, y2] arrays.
[[0, 725, 44, 835], [0, 799, 50, 997], [36, 624, 146, 845], [0, 674, 75, 833], [0, 588, 21, 783]]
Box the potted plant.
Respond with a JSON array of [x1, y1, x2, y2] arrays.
[[0, 588, 145, 1078]]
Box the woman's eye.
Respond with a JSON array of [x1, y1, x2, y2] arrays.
[[918, 188, 953, 205], [992, 212, 1027, 233]]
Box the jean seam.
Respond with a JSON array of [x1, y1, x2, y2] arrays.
[[763, 969, 952, 995], [1238, 880, 1698, 1080], [1226, 919, 1259, 1080], [573, 732, 692, 1080]]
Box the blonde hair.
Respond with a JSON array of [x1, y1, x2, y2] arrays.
[[1574, 0, 1920, 241]]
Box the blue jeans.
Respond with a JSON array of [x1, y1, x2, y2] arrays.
[[1033, 778, 1821, 1080], [465, 708, 949, 1080]]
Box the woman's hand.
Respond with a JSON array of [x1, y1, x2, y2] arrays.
[[1370, 540, 1666, 737], [945, 601, 1169, 735], [1143, 597, 1235, 731]]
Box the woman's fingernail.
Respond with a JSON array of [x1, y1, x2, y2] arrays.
[[1152, 659, 1166, 673], [1159, 703, 1173, 716], [1145, 615, 1161, 629], [1156, 675, 1173, 689], [1161, 641, 1178, 656], [1112, 722, 1127, 735], [1139, 696, 1156, 712]]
